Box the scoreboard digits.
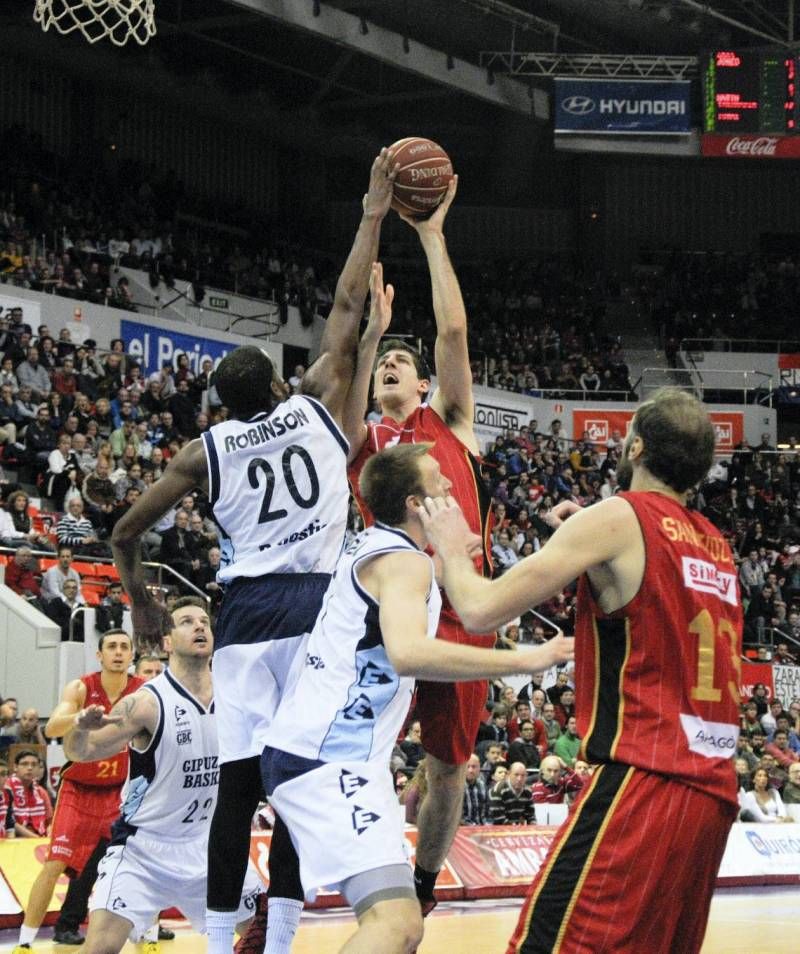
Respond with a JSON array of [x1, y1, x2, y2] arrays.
[[704, 49, 796, 134]]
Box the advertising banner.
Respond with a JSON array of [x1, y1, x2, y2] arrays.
[[571, 409, 743, 452], [773, 665, 800, 710], [718, 824, 800, 883], [120, 318, 235, 377], [0, 839, 68, 927], [739, 662, 773, 701], [555, 79, 691, 134], [447, 826, 559, 898], [701, 134, 800, 159]]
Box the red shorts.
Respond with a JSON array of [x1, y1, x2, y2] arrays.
[[507, 764, 737, 954], [414, 616, 494, 766], [47, 780, 122, 877]]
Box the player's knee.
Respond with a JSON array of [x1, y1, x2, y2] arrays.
[[364, 899, 423, 952], [425, 755, 466, 792]]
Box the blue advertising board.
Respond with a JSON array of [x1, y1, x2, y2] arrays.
[[554, 79, 691, 134], [121, 319, 234, 377]]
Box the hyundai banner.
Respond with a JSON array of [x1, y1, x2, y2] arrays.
[[555, 79, 691, 134]]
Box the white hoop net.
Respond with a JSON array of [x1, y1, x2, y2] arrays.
[[33, 0, 156, 47]]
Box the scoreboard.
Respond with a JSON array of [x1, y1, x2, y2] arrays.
[[704, 49, 796, 134]]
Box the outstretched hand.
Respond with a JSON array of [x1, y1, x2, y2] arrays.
[[543, 500, 582, 530], [417, 493, 480, 560], [396, 174, 458, 234], [362, 147, 399, 220], [365, 262, 394, 339], [74, 704, 122, 732]]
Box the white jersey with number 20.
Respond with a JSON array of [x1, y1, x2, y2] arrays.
[[202, 394, 350, 583]]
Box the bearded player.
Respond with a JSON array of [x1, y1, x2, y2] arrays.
[[345, 175, 494, 913], [419, 389, 743, 954], [13, 630, 142, 952]]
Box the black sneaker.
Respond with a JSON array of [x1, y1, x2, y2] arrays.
[[234, 892, 268, 954], [157, 925, 175, 941], [53, 927, 85, 945]]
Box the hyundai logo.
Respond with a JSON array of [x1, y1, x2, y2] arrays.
[[562, 95, 595, 116]]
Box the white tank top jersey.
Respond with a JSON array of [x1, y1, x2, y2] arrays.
[[117, 670, 217, 842], [202, 394, 350, 582], [265, 525, 442, 764]]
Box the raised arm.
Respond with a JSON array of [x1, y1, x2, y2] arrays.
[[341, 262, 393, 461], [111, 438, 207, 648], [301, 149, 396, 422], [369, 551, 574, 681], [418, 495, 639, 634], [398, 177, 475, 450], [63, 689, 159, 763], [45, 678, 87, 740]]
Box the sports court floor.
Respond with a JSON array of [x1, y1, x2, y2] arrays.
[[0, 886, 793, 952]]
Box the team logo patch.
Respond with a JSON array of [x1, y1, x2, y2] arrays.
[[111, 897, 127, 911], [351, 805, 380, 835], [339, 769, 368, 798], [681, 556, 737, 606], [342, 694, 375, 721], [357, 661, 392, 687], [679, 714, 738, 758], [176, 730, 192, 745], [175, 705, 187, 721]]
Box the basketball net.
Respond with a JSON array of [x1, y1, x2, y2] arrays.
[[33, 0, 156, 47]]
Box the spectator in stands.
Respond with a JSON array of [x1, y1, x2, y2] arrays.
[[477, 705, 510, 745], [399, 720, 425, 773], [109, 419, 138, 461], [40, 545, 83, 603], [82, 456, 116, 511], [736, 757, 755, 791], [0, 495, 38, 550], [157, 508, 201, 582], [739, 767, 789, 823], [24, 404, 57, 470], [462, 754, 488, 826], [762, 699, 786, 735], [0, 383, 20, 445], [0, 358, 19, 394], [44, 577, 85, 641], [774, 642, 798, 665], [506, 720, 541, 772], [554, 686, 576, 728], [56, 496, 106, 555], [71, 432, 96, 476], [491, 529, 519, 576], [531, 755, 584, 807], [782, 762, 800, 804], [739, 550, 766, 599], [4, 546, 41, 601], [489, 762, 534, 825], [15, 347, 51, 403], [92, 397, 114, 438], [0, 762, 11, 835], [0, 698, 18, 749], [553, 716, 581, 768], [134, 655, 164, 682], [194, 546, 223, 608], [45, 433, 80, 509], [539, 702, 562, 753], [168, 378, 196, 438], [480, 743, 507, 785], [95, 581, 129, 634], [765, 730, 799, 770], [4, 749, 52, 837], [5, 708, 45, 746], [14, 384, 37, 429]]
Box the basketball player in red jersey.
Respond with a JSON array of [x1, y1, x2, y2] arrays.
[[419, 389, 743, 954], [14, 630, 142, 952], [346, 177, 495, 911]]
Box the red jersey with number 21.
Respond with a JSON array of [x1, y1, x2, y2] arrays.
[[349, 405, 494, 631], [575, 491, 742, 808], [60, 671, 143, 788]]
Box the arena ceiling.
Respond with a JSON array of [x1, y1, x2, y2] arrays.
[[0, 1, 797, 168]]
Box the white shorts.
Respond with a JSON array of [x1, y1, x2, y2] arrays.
[[213, 637, 307, 763], [90, 832, 261, 939], [266, 755, 409, 897]]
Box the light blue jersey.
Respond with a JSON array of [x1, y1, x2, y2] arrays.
[[263, 524, 441, 765]]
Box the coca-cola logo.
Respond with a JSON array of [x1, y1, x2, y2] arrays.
[[725, 136, 778, 157]]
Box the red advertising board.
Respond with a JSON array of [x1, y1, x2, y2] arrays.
[[447, 826, 558, 899], [572, 409, 743, 453], [701, 134, 800, 159]]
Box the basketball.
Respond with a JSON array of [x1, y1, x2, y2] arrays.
[[388, 137, 454, 217]]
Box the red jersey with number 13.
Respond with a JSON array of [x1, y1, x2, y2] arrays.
[[575, 491, 742, 808], [60, 671, 143, 788], [349, 405, 494, 630]]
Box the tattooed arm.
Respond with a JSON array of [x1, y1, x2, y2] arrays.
[[63, 690, 159, 762]]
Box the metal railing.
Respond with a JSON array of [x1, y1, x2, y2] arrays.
[[681, 338, 800, 354], [641, 366, 773, 406]]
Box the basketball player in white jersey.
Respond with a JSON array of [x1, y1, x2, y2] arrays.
[[63, 598, 260, 954], [111, 151, 399, 954], [261, 444, 574, 954]]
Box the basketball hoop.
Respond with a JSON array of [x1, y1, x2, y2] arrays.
[[33, 0, 156, 47]]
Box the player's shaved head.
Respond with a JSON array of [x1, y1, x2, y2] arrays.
[[214, 346, 275, 420], [619, 389, 715, 493]]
